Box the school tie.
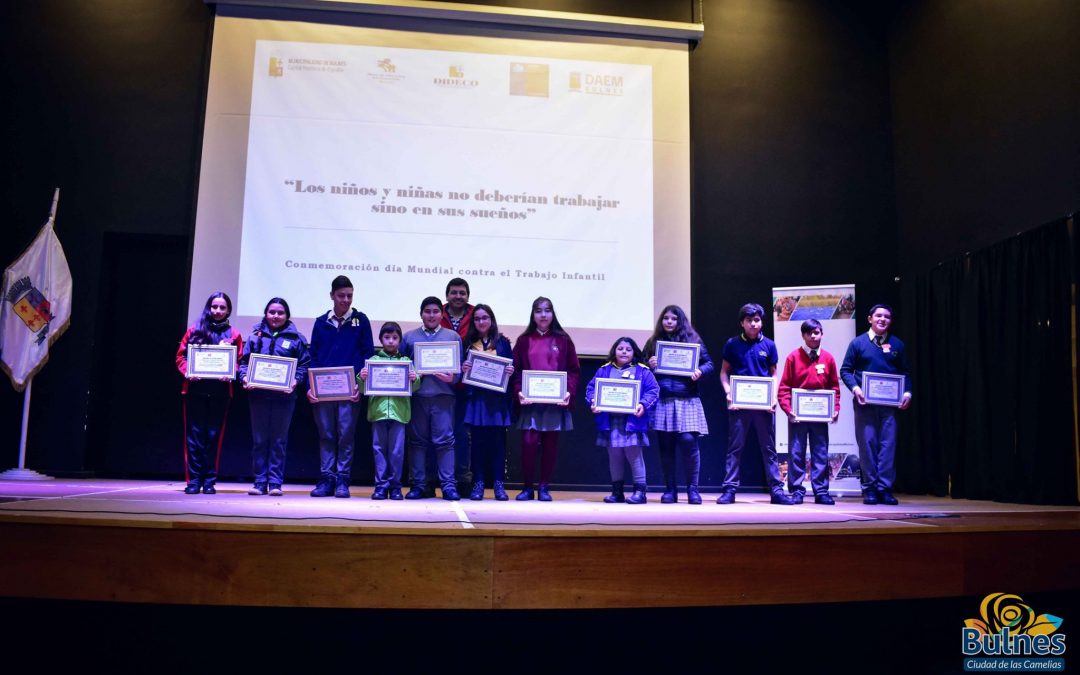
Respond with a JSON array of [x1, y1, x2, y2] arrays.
[[873, 335, 883, 346], [809, 349, 819, 361]]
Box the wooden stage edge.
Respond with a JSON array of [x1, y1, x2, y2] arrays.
[[1, 479, 1078, 610]]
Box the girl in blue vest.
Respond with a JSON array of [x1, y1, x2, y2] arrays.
[[239, 297, 310, 496]]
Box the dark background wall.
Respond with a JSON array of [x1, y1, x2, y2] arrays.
[[1, 0, 1077, 489], [889, 1, 1080, 274]]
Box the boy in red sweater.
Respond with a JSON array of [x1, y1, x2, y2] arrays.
[[778, 319, 841, 505]]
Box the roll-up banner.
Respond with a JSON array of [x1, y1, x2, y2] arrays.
[[772, 284, 860, 495]]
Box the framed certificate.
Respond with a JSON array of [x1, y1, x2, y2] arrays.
[[521, 370, 568, 404], [593, 378, 641, 414], [413, 341, 461, 374], [462, 350, 512, 392], [654, 340, 700, 377], [792, 388, 835, 422], [308, 366, 356, 402], [861, 371, 905, 407], [246, 354, 298, 392], [364, 359, 413, 397], [729, 375, 775, 411], [186, 344, 236, 379]]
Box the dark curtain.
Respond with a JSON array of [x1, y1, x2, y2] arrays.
[[899, 216, 1078, 504]]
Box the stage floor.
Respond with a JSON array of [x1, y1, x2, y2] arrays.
[[1, 478, 1078, 535], [2, 478, 1078, 609]]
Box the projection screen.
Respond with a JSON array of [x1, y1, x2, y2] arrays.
[[191, 6, 692, 355]]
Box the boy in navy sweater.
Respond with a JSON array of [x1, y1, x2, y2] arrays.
[[718, 303, 794, 505], [839, 304, 912, 505], [307, 276, 375, 498]]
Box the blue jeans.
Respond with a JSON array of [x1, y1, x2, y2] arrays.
[[372, 419, 405, 489]]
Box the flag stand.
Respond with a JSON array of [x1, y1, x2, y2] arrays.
[[0, 361, 54, 481]]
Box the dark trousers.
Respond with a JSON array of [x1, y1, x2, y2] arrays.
[[182, 389, 231, 487], [372, 419, 405, 490], [249, 394, 296, 486], [656, 431, 701, 488], [853, 404, 897, 491], [453, 390, 471, 486], [468, 425, 507, 485], [723, 409, 783, 492], [407, 395, 456, 490], [520, 430, 559, 487], [787, 420, 830, 495], [313, 400, 358, 480]]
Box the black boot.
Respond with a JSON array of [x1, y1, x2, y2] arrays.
[[537, 484, 553, 501], [626, 483, 647, 504], [686, 485, 702, 505], [469, 481, 485, 500], [493, 481, 509, 501], [310, 474, 336, 497], [334, 474, 351, 498], [603, 481, 625, 503], [660, 481, 677, 504]]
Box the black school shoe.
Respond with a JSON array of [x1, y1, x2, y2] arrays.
[[184, 483, 201, 495], [877, 490, 899, 505]]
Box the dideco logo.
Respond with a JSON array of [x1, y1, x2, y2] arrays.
[[568, 71, 624, 96], [434, 64, 479, 89], [962, 593, 1066, 672], [509, 62, 549, 98], [269, 57, 284, 77]]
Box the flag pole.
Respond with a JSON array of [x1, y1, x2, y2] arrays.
[[0, 189, 60, 481], [0, 375, 53, 480]]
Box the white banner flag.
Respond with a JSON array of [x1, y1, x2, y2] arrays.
[[1, 193, 72, 391]]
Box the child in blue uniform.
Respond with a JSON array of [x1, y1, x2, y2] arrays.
[[718, 303, 794, 505], [587, 337, 659, 504], [239, 297, 310, 496], [643, 305, 713, 504], [839, 303, 912, 505], [459, 304, 514, 501]]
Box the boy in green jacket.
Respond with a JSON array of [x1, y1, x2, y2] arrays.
[[359, 322, 420, 500]]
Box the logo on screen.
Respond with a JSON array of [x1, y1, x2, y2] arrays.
[[269, 57, 284, 78], [368, 58, 405, 83], [568, 71, 623, 96], [509, 63, 549, 98], [435, 64, 479, 89], [961, 593, 1066, 672]]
